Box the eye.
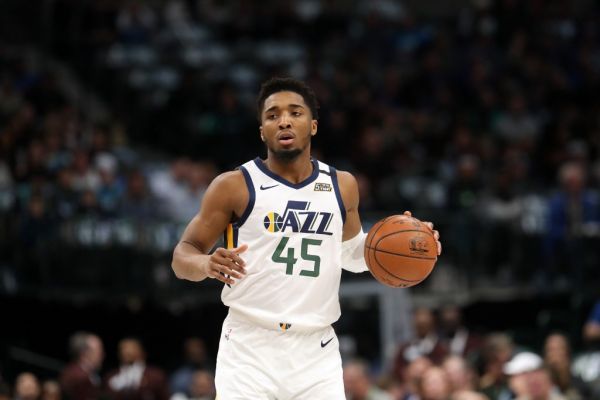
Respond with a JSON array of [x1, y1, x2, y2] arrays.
[[292, 111, 302, 117], [267, 114, 277, 120]]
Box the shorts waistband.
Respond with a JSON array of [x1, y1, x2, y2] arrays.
[[227, 308, 329, 333]]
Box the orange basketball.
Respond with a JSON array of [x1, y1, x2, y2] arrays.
[[364, 215, 438, 288]]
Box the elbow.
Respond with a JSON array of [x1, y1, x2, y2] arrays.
[[171, 249, 184, 280], [171, 262, 183, 280]]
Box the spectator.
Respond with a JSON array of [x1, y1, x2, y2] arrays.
[[439, 305, 482, 359], [543, 333, 586, 400], [479, 333, 514, 400], [503, 352, 567, 400], [95, 153, 124, 216], [51, 167, 78, 220], [169, 337, 210, 396], [401, 356, 433, 400], [451, 391, 489, 400], [60, 332, 104, 400], [104, 338, 168, 400], [394, 307, 447, 380], [572, 302, 600, 398], [14, 373, 41, 400], [120, 169, 155, 220], [583, 300, 600, 344], [442, 355, 477, 393], [148, 158, 192, 222], [41, 381, 61, 400], [418, 366, 452, 400], [343, 359, 391, 400], [544, 162, 600, 287], [170, 370, 214, 400]]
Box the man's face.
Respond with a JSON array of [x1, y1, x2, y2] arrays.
[[260, 91, 317, 161], [119, 339, 143, 365], [87, 336, 104, 370]]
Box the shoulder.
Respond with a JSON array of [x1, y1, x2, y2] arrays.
[[335, 170, 358, 188], [204, 170, 247, 201], [209, 170, 245, 191], [201, 169, 248, 216]]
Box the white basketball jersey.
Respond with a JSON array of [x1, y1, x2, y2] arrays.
[[221, 157, 346, 332]]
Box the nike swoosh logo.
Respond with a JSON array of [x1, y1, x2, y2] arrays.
[[260, 183, 279, 190], [321, 337, 334, 348]]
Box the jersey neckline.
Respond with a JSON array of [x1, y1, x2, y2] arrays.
[[253, 157, 320, 189]]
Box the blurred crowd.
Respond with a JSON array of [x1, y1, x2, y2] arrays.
[[2, 1, 600, 399], [2, 301, 600, 400], [1, 0, 599, 292]]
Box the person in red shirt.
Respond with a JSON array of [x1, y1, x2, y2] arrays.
[[60, 332, 105, 400]]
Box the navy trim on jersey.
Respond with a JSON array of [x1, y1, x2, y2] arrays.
[[253, 157, 320, 189], [234, 166, 255, 228], [233, 226, 239, 247], [330, 166, 346, 224]]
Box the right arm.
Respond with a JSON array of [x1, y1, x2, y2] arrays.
[[171, 171, 248, 285]]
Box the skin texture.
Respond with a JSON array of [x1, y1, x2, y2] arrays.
[[171, 90, 441, 285]]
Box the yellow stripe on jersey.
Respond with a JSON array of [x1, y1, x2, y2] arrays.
[[268, 212, 275, 232], [226, 224, 234, 249]]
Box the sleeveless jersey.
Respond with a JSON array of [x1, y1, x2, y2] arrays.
[[221, 157, 346, 332]]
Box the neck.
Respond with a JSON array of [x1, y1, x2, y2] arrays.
[[265, 149, 313, 184]]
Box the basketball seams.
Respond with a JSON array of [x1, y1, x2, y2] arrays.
[[366, 240, 420, 284], [366, 216, 391, 248], [364, 245, 437, 261], [364, 215, 437, 288]]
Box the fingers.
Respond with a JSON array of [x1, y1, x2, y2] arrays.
[[404, 212, 441, 256], [206, 246, 248, 284], [232, 244, 248, 254], [207, 266, 235, 285], [215, 247, 247, 271]]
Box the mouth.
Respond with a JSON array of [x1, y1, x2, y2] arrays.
[[277, 131, 295, 146]]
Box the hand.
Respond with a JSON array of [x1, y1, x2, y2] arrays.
[[204, 244, 248, 285], [403, 211, 442, 256]]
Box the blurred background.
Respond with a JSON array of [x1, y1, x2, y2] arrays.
[[1, 0, 600, 399]]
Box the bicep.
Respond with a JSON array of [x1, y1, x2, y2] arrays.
[[338, 171, 362, 241]]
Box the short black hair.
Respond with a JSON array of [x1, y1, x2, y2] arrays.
[[256, 77, 319, 121]]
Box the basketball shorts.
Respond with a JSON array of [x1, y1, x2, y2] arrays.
[[215, 312, 345, 400]]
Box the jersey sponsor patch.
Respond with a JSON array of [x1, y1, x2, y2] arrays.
[[314, 182, 332, 192]]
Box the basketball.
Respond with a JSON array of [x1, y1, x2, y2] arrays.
[[364, 215, 438, 288]]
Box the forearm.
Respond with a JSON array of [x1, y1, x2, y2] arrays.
[[171, 241, 210, 282], [342, 230, 368, 273]]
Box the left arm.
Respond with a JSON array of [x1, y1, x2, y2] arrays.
[[338, 170, 362, 241], [337, 171, 442, 274], [338, 171, 369, 272]]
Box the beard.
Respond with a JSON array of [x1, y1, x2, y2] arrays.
[[267, 138, 310, 162], [270, 147, 303, 162]]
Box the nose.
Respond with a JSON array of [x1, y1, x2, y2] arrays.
[[278, 113, 292, 129]]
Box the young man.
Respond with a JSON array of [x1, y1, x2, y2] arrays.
[[172, 77, 441, 399]]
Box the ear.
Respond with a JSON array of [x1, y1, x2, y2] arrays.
[[311, 120, 318, 136], [260, 126, 265, 142]]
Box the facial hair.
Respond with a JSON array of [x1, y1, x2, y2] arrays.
[[270, 147, 303, 162], [267, 137, 310, 162]]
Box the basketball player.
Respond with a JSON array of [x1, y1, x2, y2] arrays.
[[172, 77, 442, 399]]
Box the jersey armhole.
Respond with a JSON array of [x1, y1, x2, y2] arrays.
[[330, 166, 346, 224], [233, 165, 255, 228]]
